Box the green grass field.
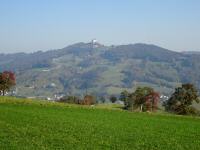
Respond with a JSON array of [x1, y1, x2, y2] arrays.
[[0, 97, 200, 150]]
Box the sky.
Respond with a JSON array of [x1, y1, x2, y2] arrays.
[[0, 0, 200, 53]]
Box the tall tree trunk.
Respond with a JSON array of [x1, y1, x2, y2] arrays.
[[140, 104, 143, 112]]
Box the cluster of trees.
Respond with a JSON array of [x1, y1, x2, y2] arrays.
[[58, 83, 200, 116], [59, 95, 96, 105], [0, 71, 16, 96], [119, 87, 160, 112], [119, 83, 200, 115]]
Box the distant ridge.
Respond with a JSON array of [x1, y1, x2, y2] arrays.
[[0, 41, 200, 98]]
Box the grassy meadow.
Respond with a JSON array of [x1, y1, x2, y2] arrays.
[[0, 97, 200, 150]]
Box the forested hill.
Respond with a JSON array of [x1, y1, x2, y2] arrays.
[[0, 42, 200, 97]]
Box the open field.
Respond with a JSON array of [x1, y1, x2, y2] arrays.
[[0, 97, 200, 150]]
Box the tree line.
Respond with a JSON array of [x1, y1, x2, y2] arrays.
[[119, 83, 199, 115], [57, 83, 200, 115], [1, 70, 199, 116]]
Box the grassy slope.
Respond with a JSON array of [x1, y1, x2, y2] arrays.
[[0, 97, 200, 150]]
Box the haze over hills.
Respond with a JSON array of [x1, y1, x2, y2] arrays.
[[182, 51, 200, 55], [1, 41, 200, 98]]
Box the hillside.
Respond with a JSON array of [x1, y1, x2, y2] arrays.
[[0, 97, 200, 149], [1, 42, 200, 98]]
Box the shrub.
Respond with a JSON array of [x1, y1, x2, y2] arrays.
[[82, 95, 96, 105], [59, 96, 80, 104], [110, 95, 117, 103]]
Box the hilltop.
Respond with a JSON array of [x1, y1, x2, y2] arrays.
[[0, 41, 200, 98]]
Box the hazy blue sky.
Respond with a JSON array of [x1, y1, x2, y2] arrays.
[[0, 0, 200, 53]]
